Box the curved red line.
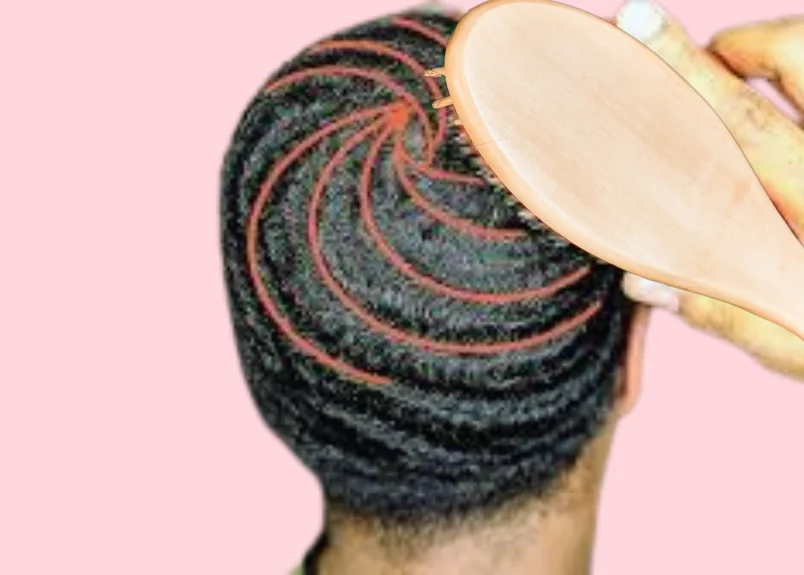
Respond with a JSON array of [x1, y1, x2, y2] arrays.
[[413, 163, 489, 186], [308, 39, 447, 149], [390, 16, 451, 47], [366, 146, 591, 303], [393, 139, 527, 241], [307, 36, 483, 189], [262, 65, 433, 163], [247, 105, 393, 385], [309, 118, 602, 353], [265, 60, 513, 237], [250, 44, 604, 379]]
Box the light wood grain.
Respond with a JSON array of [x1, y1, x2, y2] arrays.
[[443, 0, 804, 340]]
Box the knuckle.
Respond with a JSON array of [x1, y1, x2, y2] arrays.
[[679, 296, 711, 326], [773, 36, 803, 66], [707, 30, 735, 53], [708, 304, 737, 338], [723, 88, 775, 143]]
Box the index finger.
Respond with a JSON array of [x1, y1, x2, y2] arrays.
[[709, 18, 804, 112], [616, 1, 804, 237]]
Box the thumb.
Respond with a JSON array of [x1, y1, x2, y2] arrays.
[[623, 273, 753, 343], [623, 273, 804, 378], [615, 0, 699, 71], [615, 0, 802, 161], [615, 0, 758, 130]]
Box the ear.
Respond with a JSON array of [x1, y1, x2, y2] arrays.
[[614, 304, 652, 418]]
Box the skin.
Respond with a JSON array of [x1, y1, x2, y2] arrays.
[[317, 306, 652, 575], [620, 5, 804, 380], [310, 2, 804, 573]]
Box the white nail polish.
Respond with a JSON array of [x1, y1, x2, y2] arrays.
[[623, 277, 680, 312], [616, 0, 666, 43]]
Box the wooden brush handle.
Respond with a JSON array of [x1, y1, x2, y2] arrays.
[[756, 256, 804, 342], [720, 236, 804, 342]]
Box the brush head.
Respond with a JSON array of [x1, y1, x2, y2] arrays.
[[428, 0, 804, 339]]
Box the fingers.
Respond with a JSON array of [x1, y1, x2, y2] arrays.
[[621, 275, 741, 340], [680, 290, 804, 379], [709, 18, 804, 112], [616, 5, 804, 378], [622, 273, 804, 379], [616, 1, 804, 238]]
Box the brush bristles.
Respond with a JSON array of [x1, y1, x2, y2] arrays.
[[428, 66, 542, 229], [454, 119, 543, 229]]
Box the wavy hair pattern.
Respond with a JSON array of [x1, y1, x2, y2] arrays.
[[220, 8, 635, 521]]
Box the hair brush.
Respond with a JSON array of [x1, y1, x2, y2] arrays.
[[425, 0, 804, 340]]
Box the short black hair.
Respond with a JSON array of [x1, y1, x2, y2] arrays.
[[220, 8, 634, 523]]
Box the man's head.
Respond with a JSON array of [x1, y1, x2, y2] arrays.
[[220, 6, 649, 565]]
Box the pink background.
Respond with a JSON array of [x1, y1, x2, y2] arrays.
[[3, 0, 804, 573]]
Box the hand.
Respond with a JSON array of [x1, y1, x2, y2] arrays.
[[615, 1, 804, 379]]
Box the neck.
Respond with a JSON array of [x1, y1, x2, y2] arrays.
[[314, 419, 618, 575], [316, 495, 600, 575]]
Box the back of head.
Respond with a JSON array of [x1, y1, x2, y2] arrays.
[[220, 7, 634, 528]]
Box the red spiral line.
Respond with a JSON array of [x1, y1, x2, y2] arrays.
[[246, 18, 601, 385], [307, 39, 525, 240]]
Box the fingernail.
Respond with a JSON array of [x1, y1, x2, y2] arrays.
[[622, 276, 680, 312], [616, 0, 666, 43]]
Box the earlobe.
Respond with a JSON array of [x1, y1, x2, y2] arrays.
[[615, 304, 652, 418]]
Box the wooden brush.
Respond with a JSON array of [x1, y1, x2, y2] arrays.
[[425, 0, 804, 340]]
